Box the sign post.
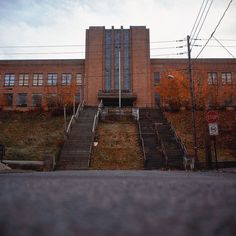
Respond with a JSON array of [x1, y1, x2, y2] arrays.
[[207, 111, 219, 170]]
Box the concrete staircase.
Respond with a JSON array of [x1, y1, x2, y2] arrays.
[[56, 107, 97, 170], [139, 108, 185, 169]]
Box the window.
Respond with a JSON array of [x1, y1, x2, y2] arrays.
[[19, 74, 29, 86], [48, 73, 57, 86], [46, 93, 57, 107], [32, 94, 42, 107], [75, 93, 80, 104], [4, 74, 15, 86], [17, 93, 27, 107], [154, 72, 161, 84], [33, 74, 43, 86], [62, 73, 72, 85], [155, 92, 161, 106], [222, 72, 232, 85], [4, 94, 13, 106], [76, 74, 82, 85], [208, 72, 217, 85]]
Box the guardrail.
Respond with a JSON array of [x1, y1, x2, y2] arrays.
[[154, 125, 168, 168], [138, 121, 146, 162], [89, 100, 103, 166], [65, 100, 85, 138], [169, 120, 188, 157]]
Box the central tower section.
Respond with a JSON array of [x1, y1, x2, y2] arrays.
[[85, 26, 152, 107], [104, 27, 131, 92]]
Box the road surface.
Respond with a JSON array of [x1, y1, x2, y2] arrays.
[[0, 170, 235, 236]]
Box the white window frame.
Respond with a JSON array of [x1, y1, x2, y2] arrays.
[[4, 74, 15, 86], [208, 72, 217, 85], [48, 73, 57, 86], [33, 74, 43, 86], [62, 73, 72, 85], [76, 74, 82, 85], [19, 74, 29, 86], [222, 72, 232, 85]]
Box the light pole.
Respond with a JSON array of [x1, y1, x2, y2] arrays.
[[118, 48, 121, 108], [187, 35, 198, 162]]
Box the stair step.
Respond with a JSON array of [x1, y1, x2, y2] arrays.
[[56, 107, 97, 170]]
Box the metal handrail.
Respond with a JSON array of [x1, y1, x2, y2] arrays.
[[138, 121, 146, 161], [92, 100, 103, 134], [65, 100, 85, 137], [89, 100, 103, 167], [155, 126, 168, 166], [168, 120, 188, 158]]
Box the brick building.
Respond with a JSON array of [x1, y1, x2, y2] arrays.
[[0, 26, 235, 110]]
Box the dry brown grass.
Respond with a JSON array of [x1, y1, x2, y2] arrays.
[[165, 110, 236, 162], [90, 121, 144, 170], [0, 111, 65, 161]]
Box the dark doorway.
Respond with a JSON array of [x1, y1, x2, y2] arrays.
[[102, 98, 134, 107]]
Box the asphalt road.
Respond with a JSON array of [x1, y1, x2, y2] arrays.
[[0, 170, 235, 236]]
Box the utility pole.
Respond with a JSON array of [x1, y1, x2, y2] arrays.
[[118, 48, 121, 108], [187, 35, 198, 162]]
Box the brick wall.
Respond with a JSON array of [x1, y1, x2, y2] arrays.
[[0, 60, 84, 110]]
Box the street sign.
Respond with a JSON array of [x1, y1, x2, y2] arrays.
[[207, 111, 219, 123], [208, 123, 219, 136]]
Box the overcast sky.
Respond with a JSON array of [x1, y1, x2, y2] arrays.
[[0, 0, 235, 60]]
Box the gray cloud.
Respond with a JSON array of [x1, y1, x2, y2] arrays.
[[0, 0, 235, 59]]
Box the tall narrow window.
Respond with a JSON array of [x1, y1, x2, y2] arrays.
[[222, 72, 232, 85], [104, 30, 112, 91], [32, 94, 42, 107], [4, 74, 15, 86], [62, 73, 72, 85], [48, 73, 57, 86], [75, 93, 80, 104], [208, 72, 217, 85], [33, 74, 43, 86], [76, 74, 82, 85], [155, 93, 161, 106], [17, 93, 27, 107], [154, 72, 161, 84], [19, 74, 29, 86], [4, 93, 13, 106]]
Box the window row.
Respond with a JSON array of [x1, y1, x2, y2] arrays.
[[153, 72, 233, 85], [208, 72, 232, 85], [3, 73, 82, 87], [3, 93, 81, 107]]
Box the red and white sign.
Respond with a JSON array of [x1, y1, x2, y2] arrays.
[[207, 111, 219, 123]]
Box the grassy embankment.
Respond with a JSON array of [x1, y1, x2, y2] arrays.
[[0, 111, 65, 161], [166, 110, 236, 161]]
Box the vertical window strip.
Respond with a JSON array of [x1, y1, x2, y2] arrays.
[[104, 30, 112, 91], [123, 29, 131, 91], [114, 30, 120, 90]]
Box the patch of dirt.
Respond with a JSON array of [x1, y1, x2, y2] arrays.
[[90, 121, 144, 170]]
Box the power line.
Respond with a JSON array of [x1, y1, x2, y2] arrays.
[[195, 38, 236, 41], [191, 0, 214, 51], [212, 36, 235, 58], [190, 0, 211, 45], [195, 0, 234, 59], [190, 0, 207, 37], [0, 39, 185, 49], [151, 52, 187, 57]]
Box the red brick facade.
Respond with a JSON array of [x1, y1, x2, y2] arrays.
[[0, 27, 235, 110]]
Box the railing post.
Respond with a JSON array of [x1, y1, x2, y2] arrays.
[[73, 96, 75, 116], [64, 105, 67, 133]]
